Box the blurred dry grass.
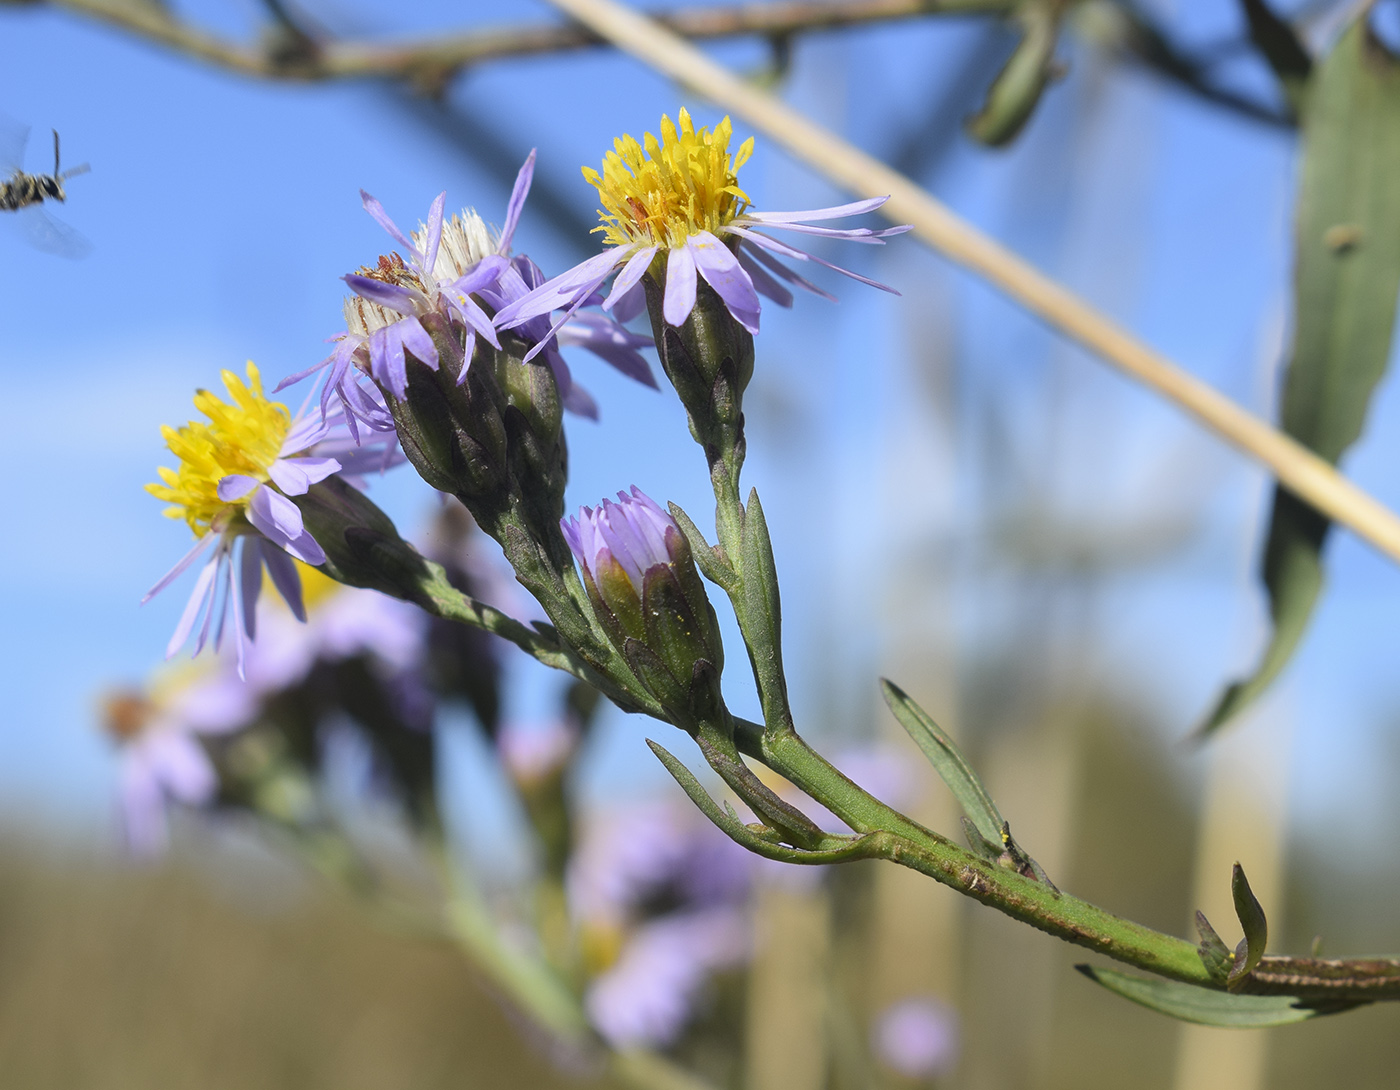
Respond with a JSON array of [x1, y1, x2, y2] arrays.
[[0, 835, 592, 1090]]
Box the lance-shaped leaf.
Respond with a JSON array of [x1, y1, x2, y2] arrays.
[[966, 1, 1060, 147], [647, 739, 878, 865], [1195, 911, 1234, 984], [1228, 862, 1269, 990], [1075, 966, 1361, 1026], [881, 679, 1053, 885], [1200, 20, 1400, 737]]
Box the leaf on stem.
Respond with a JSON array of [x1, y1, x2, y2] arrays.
[[1195, 910, 1233, 984], [1074, 966, 1361, 1026], [1199, 18, 1400, 738], [1228, 862, 1269, 990], [880, 679, 1054, 886], [966, 1, 1061, 146], [646, 739, 877, 865], [668, 501, 739, 591]]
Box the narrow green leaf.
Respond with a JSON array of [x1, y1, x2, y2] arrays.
[[668, 501, 739, 592], [966, 2, 1060, 147], [646, 739, 876, 865], [882, 679, 1004, 848], [1195, 911, 1233, 984], [1229, 863, 1269, 989], [739, 489, 789, 729], [1200, 20, 1400, 738], [1075, 965, 1358, 1026]]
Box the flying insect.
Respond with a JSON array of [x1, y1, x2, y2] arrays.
[[1, 130, 88, 212], [0, 120, 90, 257]]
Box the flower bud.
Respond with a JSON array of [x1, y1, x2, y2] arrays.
[[290, 475, 427, 599], [561, 487, 724, 726]]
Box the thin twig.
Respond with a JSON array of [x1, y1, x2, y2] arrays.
[[541, 0, 1400, 568], [35, 0, 1008, 82]]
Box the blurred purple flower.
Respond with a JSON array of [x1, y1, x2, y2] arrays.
[[103, 674, 255, 855], [873, 997, 959, 1079], [586, 908, 749, 1048]]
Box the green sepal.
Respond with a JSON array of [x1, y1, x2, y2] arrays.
[[668, 501, 738, 591], [621, 637, 691, 725], [1228, 863, 1269, 990], [1075, 965, 1361, 1026], [960, 815, 1004, 862], [647, 739, 878, 865], [641, 562, 716, 688], [292, 476, 425, 598], [596, 554, 647, 642], [642, 271, 754, 473], [1195, 911, 1233, 984]]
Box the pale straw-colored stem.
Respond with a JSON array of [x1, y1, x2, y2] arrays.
[[545, 0, 1400, 566]]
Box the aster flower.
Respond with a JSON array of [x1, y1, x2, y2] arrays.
[[143, 362, 347, 676], [101, 672, 255, 855], [284, 152, 654, 427], [494, 108, 911, 347]]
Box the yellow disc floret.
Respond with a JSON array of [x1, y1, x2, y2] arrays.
[[147, 362, 291, 537], [583, 108, 754, 250]]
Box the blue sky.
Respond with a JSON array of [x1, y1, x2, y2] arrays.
[[3, 0, 1399, 861]]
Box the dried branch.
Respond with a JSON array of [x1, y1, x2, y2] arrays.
[[28, 0, 1009, 86]]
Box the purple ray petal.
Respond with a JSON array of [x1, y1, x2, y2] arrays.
[[663, 246, 698, 327], [741, 197, 890, 223], [604, 245, 658, 312], [165, 553, 219, 657], [217, 474, 261, 502], [738, 236, 837, 301], [239, 536, 262, 640], [558, 313, 658, 389], [274, 354, 330, 393], [495, 248, 624, 329], [456, 329, 478, 386], [562, 380, 599, 420], [519, 266, 616, 365], [449, 290, 503, 350], [398, 315, 440, 370], [191, 550, 226, 658], [611, 280, 648, 323], [248, 486, 305, 543], [741, 230, 903, 294], [280, 413, 331, 456], [420, 192, 446, 279], [262, 542, 306, 621], [344, 274, 423, 317], [687, 231, 759, 333], [270, 456, 341, 496], [143, 531, 219, 603], [499, 150, 536, 253], [738, 250, 793, 307], [360, 190, 415, 251], [736, 220, 889, 243]]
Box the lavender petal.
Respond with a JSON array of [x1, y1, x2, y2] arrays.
[[499, 150, 536, 253], [687, 232, 760, 334], [662, 246, 698, 327]]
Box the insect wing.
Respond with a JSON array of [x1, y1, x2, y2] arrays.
[[14, 204, 92, 259], [0, 115, 29, 175]]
